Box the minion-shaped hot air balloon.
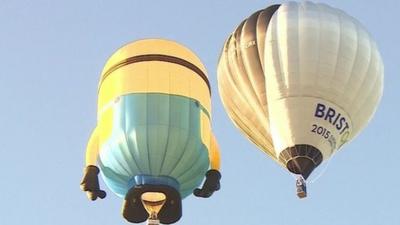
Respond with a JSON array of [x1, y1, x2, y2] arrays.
[[80, 39, 221, 224]]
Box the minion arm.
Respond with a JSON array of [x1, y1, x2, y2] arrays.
[[194, 133, 221, 198], [209, 133, 221, 171], [80, 127, 106, 200]]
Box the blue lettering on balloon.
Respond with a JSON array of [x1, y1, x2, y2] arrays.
[[315, 103, 325, 118], [314, 103, 350, 134]]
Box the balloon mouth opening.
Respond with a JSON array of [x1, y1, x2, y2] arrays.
[[286, 157, 318, 179], [141, 192, 167, 222], [123, 184, 182, 224], [279, 144, 323, 179]]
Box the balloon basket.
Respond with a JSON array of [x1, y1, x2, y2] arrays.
[[296, 176, 307, 199], [147, 219, 160, 225]]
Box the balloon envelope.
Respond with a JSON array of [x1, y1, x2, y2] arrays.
[[218, 2, 383, 178], [96, 39, 214, 198]]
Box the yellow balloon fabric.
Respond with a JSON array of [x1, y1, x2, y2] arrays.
[[85, 39, 221, 199]]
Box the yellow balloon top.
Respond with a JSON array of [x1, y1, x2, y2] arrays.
[[99, 38, 208, 88], [97, 38, 211, 116]]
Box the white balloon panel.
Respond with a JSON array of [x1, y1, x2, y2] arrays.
[[265, 2, 384, 159]]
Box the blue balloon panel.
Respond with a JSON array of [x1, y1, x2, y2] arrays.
[[99, 93, 210, 198]]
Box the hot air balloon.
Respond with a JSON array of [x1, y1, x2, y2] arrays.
[[218, 1, 383, 198], [80, 39, 221, 224]]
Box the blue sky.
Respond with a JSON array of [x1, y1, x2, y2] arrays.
[[1, 0, 399, 224]]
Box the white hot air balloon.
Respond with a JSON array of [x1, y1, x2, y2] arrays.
[[218, 1, 383, 198]]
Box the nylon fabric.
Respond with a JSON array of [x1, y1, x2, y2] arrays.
[[217, 2, 383, 173], [265, 2, 383, 160], [217, 6, 280, 163], [98, 94, 210, 198]]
